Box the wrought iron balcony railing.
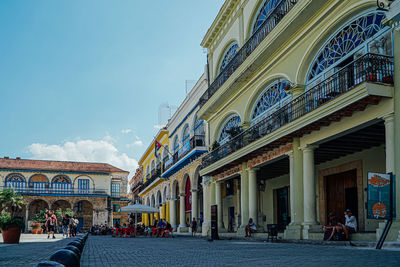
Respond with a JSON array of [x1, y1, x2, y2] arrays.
[[163, 135, 206, 172], [1, 186, 108, 195], [199, 0, 298, 106], [130, 181, 143, 193], [202, 53, 394, 168]]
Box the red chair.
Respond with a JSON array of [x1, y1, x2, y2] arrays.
[[112, 227, 121, 237]]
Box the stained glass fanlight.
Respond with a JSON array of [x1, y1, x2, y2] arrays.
[[182, 124, 190, 142], [308, 12, 386, 81], [219, 42, 239, 74], [252, 0, 280, 33], [251, 79, 290, 122], [218, 115, 241, 144]]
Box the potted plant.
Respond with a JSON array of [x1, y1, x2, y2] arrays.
[[31, 222, 40, 234], [0, 189, 25, 244]]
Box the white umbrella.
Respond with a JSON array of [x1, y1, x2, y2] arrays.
[[119, 204, 159, 213]]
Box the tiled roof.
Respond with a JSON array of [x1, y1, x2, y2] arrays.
[[0, 158, 128, 174]]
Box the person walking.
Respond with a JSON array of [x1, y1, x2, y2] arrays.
[[61, 214, 70, 238], [191, 218, 197, 236], [70, 215, 78, 237], [46, 210, 57, 239]]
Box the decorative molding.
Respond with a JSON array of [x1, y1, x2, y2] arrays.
[[247, 143, 293, 168], [215, 165, 242, 181]]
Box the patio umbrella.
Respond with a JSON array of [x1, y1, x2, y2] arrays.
[[119, 204, 160, 230]]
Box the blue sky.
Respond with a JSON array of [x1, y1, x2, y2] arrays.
[[0, 0, 224, 178]]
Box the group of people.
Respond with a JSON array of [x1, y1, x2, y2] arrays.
[[43, 210, 79, 239], [90, 224, 111, 235], [323, 209, 357, 241], [60, 213, 79, 238], [143, 219, 174, 238]]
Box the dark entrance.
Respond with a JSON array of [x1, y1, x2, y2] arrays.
[[326, 169, 358, 223], [228, 207, 235, 232], [276, 187, 289, 231]]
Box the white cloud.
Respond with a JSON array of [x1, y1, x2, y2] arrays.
[[126, 135, 143, 148], [121, 129, 132, 134], [28, 138, 138, 179]]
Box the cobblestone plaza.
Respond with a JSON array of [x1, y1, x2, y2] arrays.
[[1, 235, 400, 266]]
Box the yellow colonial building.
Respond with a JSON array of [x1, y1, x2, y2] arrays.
[[196, 0, 400, 241], [138, 128, 170, 226]]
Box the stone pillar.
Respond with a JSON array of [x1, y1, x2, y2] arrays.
[[384, 114, 395, 173], [284, 138, 304, 239], [202, 176, 212, 236], [248, 167, 258, 225], [178, 194, 186, 230], [301, 145, 318, 239], [210, 180, 216, 206], [161, 204, 166, 220], [215, 181, 224, 231], [166, 201, 170, 222], [240, 162, 249, 227], [192, 189, 198, 221], [170, 199, 177, 229], [150, 213, 154, 226], [25, 206, 29, 233], [235, 178, 241, 230]]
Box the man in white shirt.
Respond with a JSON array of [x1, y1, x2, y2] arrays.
[[343, 209, 357, 240]]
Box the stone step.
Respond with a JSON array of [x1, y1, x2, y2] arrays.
[[308, 232, 376, 241]]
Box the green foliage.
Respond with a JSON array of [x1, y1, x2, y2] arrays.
[[32, 210, 47, 223], [0, 189, 25, 218], [0, 212, 24, 230], [54, 208, 75, 222], [31, 222, 40, 229]]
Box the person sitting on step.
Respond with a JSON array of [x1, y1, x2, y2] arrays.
[[343, 209, 357, 241], [245, 218, 256, 237]]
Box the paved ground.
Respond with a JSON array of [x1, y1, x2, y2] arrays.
[[1, 234, 400, 266], [0, 234, 80, 266], [81, 236, 400, 267]]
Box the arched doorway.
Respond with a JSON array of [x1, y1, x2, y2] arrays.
[[52, 200, 71, 212], [74, 200, 93, 231], [174, 181, 180, 225], [28, 199, 49, 221], [185, 177, 191, 226]]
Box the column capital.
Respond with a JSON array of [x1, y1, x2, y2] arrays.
[[246, 167, 259, 172], [285, 150, 294, 157], [381, 112, 395, 123], [179, 193, 186, 197], [299, 144, 318, 152], [191, 188, 198, 193], [202, 176, 213, 186]]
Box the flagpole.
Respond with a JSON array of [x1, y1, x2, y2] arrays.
[[152, 135, 173, 157]]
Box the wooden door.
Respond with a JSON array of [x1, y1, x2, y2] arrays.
[[326, 169, 357, 224]]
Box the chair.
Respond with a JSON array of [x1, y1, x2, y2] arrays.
[[267, 224, 278, 242]]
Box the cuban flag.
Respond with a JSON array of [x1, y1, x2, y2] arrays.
[[155, 139, 162, 158]]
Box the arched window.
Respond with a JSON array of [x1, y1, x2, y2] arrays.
[[252, 0, 281, 33], [194, 114, 205, 136], [162, 145, 169, 160], [218, 42, 239, 74], [51, 175, 72, 193], [29, 174, 49, 193], [150, 160, 155, 173], [5, 173, 26, 190], [173, 136, 179, 153], [182, 124, 190, 143], [251, 79, 291, 123], [307, 12, 387, 82], [146, 166, 150, 178], [218, 115, 241, 144]]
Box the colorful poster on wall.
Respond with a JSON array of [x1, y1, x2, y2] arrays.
[[367, 172, 392, 220]]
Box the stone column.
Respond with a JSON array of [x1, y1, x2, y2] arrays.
[[166, 201, 170, 222], [240, 162, 249, 227], [210, 180, 216, 206], [284, 138, 304, 239], [161, 203, 166, 220], [170, 199, 177, 229], [150, 213, 154, 226], [202, 176, 212, 236], [384, 114, 395, 173], [215, 181, 224, 231], [248, 167, 259, 225], [25, 206, 29, 233], [179, 193, 186, 230], [302, 145, 317, 225], [192, 189, 198, 221], [235, 178, 241, 230]]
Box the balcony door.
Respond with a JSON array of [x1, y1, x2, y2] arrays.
[[78, 179, 90, 194]]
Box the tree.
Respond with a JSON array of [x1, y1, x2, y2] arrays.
[[0, 189, 24, 218]]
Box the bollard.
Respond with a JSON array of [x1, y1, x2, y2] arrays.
[[64, 245, 82, 259], [67, 241, 83, 251], [35, 261, 64, 267], [49, 249, 80, 267]]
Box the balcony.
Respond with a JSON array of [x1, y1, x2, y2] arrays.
[[202, 53, 394, 168], [199, 0, 298, 107], [1, 186, 108, 196], [162, 135, 207, 178]]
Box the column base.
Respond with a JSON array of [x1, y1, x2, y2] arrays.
[[284, 224, 303, 240], [202, 222, 211, 237], [301, 223, 320, 240], [178, 225, 189, 233], [376, 220, 400, 242]]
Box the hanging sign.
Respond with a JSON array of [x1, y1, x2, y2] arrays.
[[367, 172, 393, 220]]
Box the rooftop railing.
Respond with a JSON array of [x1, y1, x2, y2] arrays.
[[201, 53, 394, 168], [199, 0, 298, 106]]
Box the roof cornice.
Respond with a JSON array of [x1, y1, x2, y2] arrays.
[[201, 0, 240, 48]]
